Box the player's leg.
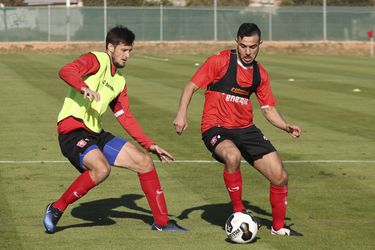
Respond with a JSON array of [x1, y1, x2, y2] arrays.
[[253, 152, 302, 236], [44, 150, 110, 233], [107, 139, 187, 231], [53, 148, 111, 211], [44, 131, 111, 233], [237, 125, 300, 236], [253, 151, 287, 186], [253, 151, 288, 229], [214, 140, 245, 213], [202, 127, 246, 213], [44, 149, 110, 233]]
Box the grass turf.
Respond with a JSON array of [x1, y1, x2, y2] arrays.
[[0, 51, 374, 249]]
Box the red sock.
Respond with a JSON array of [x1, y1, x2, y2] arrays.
[[223, 169, 245, 212], [138, 169, 169, 226], [53, 171, 96, 212], [270, 184, 288, 230]]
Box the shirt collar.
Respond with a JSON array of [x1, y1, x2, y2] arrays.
[[237, 58, 253, 70]]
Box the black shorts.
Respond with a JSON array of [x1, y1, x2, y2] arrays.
[[202, 125, 276, 166], [58, 129, 127, 173]]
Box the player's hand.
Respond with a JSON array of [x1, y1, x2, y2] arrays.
[[173, 115, 188, 135], [285, 124, 302, 138], [81, 87, 100, 102], [149, 144, 175, 163]]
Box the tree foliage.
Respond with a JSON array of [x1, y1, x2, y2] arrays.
[[0, 0, 24, 6], [83, 0, 171, 6], [185, 0, 249, 6], [1, 0, 373, 7], [281, 0, 374, 6]]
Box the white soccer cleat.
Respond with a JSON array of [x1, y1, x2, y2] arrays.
[[271, 226, 303, 236]]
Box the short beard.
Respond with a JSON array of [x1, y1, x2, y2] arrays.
[[240, 57, 254, 67], [113, 62, 125, 69]]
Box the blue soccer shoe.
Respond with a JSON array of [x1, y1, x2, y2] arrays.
[[43, 203, 63, 234], [151, 220, 188, 232]]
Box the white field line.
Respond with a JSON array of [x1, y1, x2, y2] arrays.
[[135, 55, 169, 62], [0, 160, 374, 164]]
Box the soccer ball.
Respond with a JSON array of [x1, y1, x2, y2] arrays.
[[225, 211, 258, 243]]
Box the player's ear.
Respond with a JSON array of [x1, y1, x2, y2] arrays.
[[107, 43, 115, 53]]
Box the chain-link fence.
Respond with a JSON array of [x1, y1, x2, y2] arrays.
[[0, 5, 374, 41]]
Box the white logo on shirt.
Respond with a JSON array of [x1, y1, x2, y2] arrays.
[[225, 94, 249, 105]]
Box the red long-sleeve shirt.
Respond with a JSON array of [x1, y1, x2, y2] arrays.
[[58, 53, 155, 150]]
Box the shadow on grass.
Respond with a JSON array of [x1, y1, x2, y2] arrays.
[[56, 195, 292, 233], [177, 200, 291, 230], [56, 194, 153, 232]]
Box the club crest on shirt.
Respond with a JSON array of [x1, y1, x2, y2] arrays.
[[76, 139, 87, 148]]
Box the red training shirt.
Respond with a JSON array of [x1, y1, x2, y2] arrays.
[[191, 49, 277, 133], [58, 53, 155, 150]]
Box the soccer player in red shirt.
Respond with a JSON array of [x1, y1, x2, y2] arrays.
[[173, 23, 302, 236], [43, 26, 187, 233]]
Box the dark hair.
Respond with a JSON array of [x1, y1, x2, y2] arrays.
[[237, 23, 261, 40], [106, 25, 135, 48]]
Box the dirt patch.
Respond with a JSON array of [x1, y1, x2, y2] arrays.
[[0, 41, 372, 55]]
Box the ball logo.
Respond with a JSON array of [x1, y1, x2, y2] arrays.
[[226, 214, 234, 233], [229, 228, 242, 239]]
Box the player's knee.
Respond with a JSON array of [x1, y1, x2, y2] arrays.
[[224, 152, 241, 170], [137, 153, 154, 173], [91, 162, 111, 181], [272, 171, 288, 186]]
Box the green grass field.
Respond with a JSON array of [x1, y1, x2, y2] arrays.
[[0, 50, 374, 249]]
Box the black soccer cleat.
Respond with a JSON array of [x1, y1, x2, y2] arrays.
[[43, 203, 63, 234]]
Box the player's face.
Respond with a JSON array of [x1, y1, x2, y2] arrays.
[[236, 35, 262, 66], [108, 42, 133, 68]]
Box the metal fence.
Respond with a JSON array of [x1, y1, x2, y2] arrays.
[[0, 5, 374, 42]]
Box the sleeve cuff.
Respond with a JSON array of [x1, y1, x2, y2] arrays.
[[145, 142, 156, 151], [75, 82, 88, 93]]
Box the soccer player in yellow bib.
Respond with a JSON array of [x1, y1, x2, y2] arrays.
[[43, 26, 187, 233]]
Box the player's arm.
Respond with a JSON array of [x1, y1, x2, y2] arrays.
[[256, 65, 301, 138], [58, 53, 100, 101], [173, 81, 200, 135], [261, 106, 302, 138], [110, 87, 174, 163], [173, 52, 222, 135]]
